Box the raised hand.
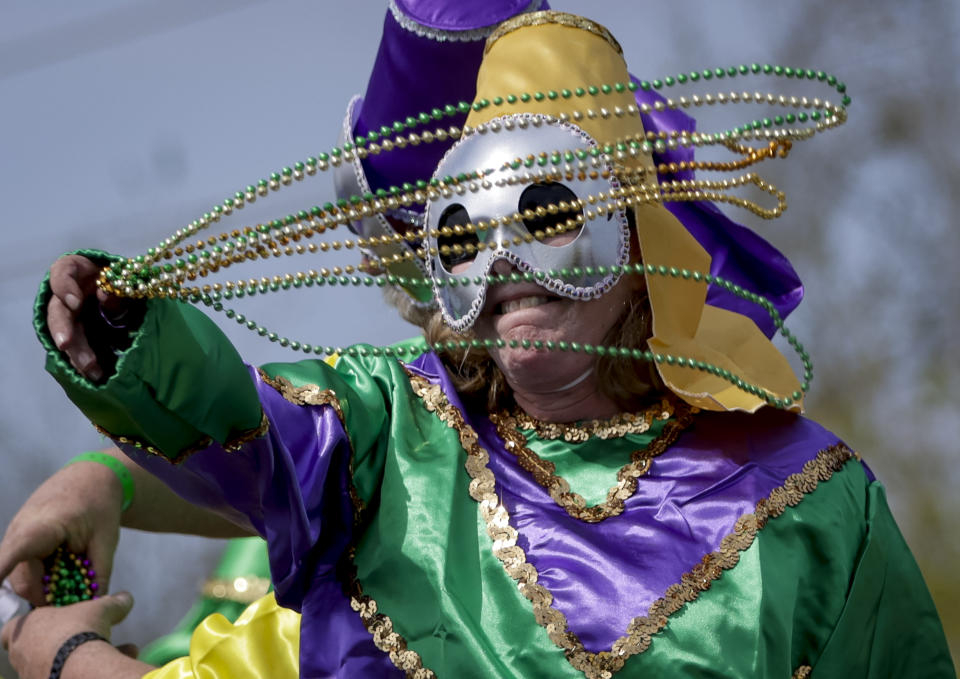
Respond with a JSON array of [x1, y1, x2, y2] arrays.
[[45, 254, 131, 382]]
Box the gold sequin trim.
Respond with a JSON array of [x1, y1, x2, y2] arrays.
[[94, 410, 269, 465], [258, 370, 345, 422], [407, 370, 855, 678], [259, 370, 362, 514], [508, 399, 678, 442], [490, 401, 696, 523], [202, 575, 272, 605], [793, 665, 812, 678], [343, 549, 436, 679], [222, 412, 271, 452], [485, 10, 623, 56], [261, 370, 435, 678]]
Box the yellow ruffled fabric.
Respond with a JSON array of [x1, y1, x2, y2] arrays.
[[142, 594, 300, 679], [634, 203, 802, 412]]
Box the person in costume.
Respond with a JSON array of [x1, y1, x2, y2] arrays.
[[1, 4, 955, 679]]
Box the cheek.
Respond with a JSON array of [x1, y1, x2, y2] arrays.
[[571, 314, 613, 345], [572, 299, 626, 343]]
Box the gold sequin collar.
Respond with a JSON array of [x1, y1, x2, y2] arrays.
[[507, 398, 678, 442], [490, 399, 696, 522]]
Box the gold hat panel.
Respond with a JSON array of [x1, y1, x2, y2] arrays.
[[466, 11, 654, 177]]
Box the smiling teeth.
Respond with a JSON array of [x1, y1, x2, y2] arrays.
[[499, 296, 551, 314]]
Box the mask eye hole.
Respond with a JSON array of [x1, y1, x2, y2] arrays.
[[518, 182, 583, 247], [437, 204, 480, 273]]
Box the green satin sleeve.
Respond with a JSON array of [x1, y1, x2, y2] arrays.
[[35, 251, 261, 460], [809, 482, 955, 678]]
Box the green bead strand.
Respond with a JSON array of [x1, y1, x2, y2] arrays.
[[187, 260, 811, 409], [139, 64, 846, 257]]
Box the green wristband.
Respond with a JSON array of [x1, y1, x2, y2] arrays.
[[65, 452, 134, 512]]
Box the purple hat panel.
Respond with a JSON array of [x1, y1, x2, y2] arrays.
[[633, 80, 804, 337], [667, 200, 804, 339], [353, 1, 549, 213], [632, 76, 697, 183]]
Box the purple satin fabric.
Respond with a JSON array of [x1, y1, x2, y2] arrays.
[[409, 353, 843, 653], [302, 579, 405, 677], [124, 367, 401, 677], [669, 200, 804, 338], [355, 3, 544, 202], [355, 12, 481, 195], [353, 2, 550, 224]]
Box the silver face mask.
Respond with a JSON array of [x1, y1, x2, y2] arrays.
[[424, 114, 631, 331]]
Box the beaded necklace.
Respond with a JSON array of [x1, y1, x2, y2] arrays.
[[94, 67, 846, 411], [43, 547, 97, 606], [508, 397, 675, 442]]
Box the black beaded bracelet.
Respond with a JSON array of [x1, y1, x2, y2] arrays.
[[49, 631, 107, 679]]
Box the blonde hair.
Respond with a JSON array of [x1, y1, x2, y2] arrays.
[[382, 282, 435, 328]]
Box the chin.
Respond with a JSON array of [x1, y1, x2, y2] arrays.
[[490, 340, 595, 393], [472, 298, 602, 392]]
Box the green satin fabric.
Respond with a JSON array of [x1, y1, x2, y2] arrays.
[[354, 434, 953, 677], [116, 334, 952, 676], [519, 422, 667, 505], [35, 262, 951, 675], [353, 390, 573, 677], [808, 483, 955, 678], [203, 348, 954, 677], [141, 452, 954, 677], [351, 379, 780, 677], [262, 350, 407, 508], [638, 478, 954, 678], [137, 466, 954, 678]]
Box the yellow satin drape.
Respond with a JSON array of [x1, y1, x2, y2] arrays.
[[142, 594, 300, 679], [634, 203, 802, 412]]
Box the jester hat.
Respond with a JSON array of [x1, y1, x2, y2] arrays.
[[338, 5, 813, 412]]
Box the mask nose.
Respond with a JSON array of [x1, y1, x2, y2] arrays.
[[489, 257, 517, 277]]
